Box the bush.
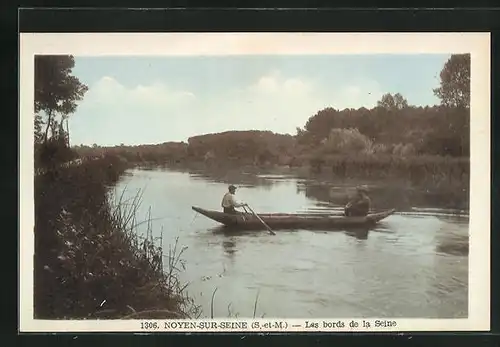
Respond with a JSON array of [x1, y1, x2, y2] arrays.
[[322, 128, 373, 155], [302, 105, 469, 157], [35, 137, 78, 170], [34, 156, 200, 319]]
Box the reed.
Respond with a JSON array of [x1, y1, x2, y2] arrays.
[[306, 154, 469, 189], [33, 155, 201, 319]]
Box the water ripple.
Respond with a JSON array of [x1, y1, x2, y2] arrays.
[[115, 167, 469, 318]]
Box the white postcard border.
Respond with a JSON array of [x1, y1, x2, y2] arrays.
[[19, 32, 491, 332]]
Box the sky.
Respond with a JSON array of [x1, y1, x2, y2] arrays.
[[68, 54, 451, 146]]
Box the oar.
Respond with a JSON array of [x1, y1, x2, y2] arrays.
[[245, 204, 276, 236]]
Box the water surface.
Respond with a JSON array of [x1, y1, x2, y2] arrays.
[[112, 167, 468, 319]]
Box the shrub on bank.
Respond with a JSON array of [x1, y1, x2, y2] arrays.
[[34, 155, 200, 319], [321, 128, 374, 155], [305, 153, 469, 188], [35, 137, 79, 171]]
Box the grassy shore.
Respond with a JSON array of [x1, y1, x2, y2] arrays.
[[131, 153, 469, 192], [34, 152, 468, 319], [34, 154, 200, 319], [305, 154, 469, 187]]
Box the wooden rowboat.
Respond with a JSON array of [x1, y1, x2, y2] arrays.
[[192, 206, 396, 230]]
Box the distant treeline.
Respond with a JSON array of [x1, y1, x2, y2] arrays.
[[75, 141, 189, 165], [299, 105, 469, 157], [72, 53, 470, 190], [187, 130, 296, 166], [74, 104, 469, 166]]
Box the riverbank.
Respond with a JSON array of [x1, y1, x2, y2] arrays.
[[110, 165, 469, 318], [128, 155, 469, 211], [34, 154, 200, 319], [133, 154, 469, 191]]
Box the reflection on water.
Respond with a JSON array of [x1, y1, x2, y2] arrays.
[[301, 182, 468, 212], [435, 227, 469, 257], [189, 169, 276, 191], [344, 227, 369, 240], [113, 167, 469, 319], [222, 239, 237, 259]]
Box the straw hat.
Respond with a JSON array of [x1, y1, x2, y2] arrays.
[[356, 185, 369, 193]]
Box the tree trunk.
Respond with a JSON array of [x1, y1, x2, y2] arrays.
[[65, 117, 70, 147], [43, 110, 53, 143]]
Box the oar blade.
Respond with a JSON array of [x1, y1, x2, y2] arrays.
[[246, 205, 276, 235]]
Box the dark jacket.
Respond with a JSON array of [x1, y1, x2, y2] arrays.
[[345, 195, 371, 216]]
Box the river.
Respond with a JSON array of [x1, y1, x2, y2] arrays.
[[111, 166, 469, 319]]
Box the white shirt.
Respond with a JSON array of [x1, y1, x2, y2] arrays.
[[221, 192, 243, 208]]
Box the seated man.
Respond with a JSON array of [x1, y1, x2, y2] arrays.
[[221, 185, 247, 214], [344, 185, 371, 217]]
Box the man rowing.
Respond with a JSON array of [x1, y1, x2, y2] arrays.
[[344, 185, 371, 217], [221, 185, 248, 214]]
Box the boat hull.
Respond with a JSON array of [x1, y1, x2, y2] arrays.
[[192, 206, 396, 230]]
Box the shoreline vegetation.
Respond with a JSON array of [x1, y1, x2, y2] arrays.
[[33, 54, 470, 319], [34, 155, 201, 319], [73, 106, 470, 193], [33, 55, 203, 319]]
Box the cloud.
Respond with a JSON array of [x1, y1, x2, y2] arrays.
[[70, 77, 198, 145], [245, 71, 382, 113], [196, 71, 325, 134], [70, 72, 385, 145], [88, 76, 196, 108], [247, 70, 313, 96], [252, 74, 279, 93]]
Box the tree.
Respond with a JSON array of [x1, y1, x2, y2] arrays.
[[34, 55, 88, 143], [322, 128, 373, 154], [433, 54, 470, 108], [377, 93, 409, 110], [295, 127, 305, 136], [34, 113, 44, 144], [393, 93, 409, 110]]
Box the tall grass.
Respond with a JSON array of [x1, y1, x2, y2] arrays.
[[306, 154, 469, 189], [101, 189, 202, 319], [34, 155, 201, 319]]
